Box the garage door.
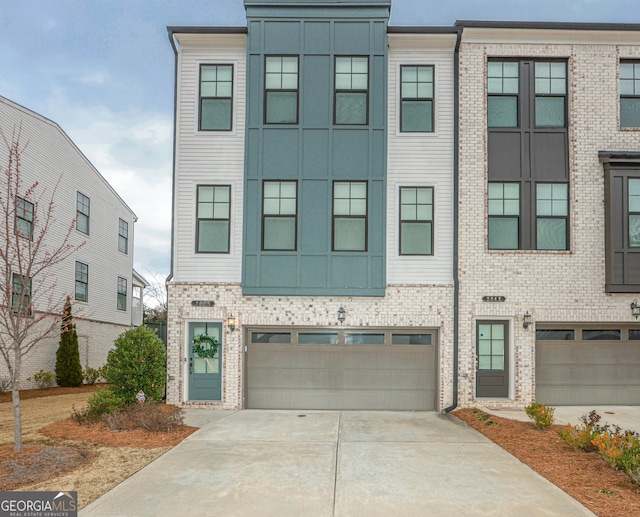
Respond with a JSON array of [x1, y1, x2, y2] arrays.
[[245, 327, 437, 410], [536, 326, 640, 405]]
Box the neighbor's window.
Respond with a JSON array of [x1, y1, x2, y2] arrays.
[[400, 65, 434, 132], [620, 61, 640, 128], [15, 196, 34, 240], [76, 192, 90, 235], [12, 273, 31, 315], [265, 56, 299, 124], [262, 181, 297, 251], [117, 277, 127, 311], [335, 57, 368, 125], [196, 185, 231, 253], [75, 261, 88, 302], [199, 64, 233, 131], [399, 187, 433, 255], [118, 218, 128, 254], [333, 181, 367, 251]]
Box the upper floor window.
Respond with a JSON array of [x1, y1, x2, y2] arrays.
[[335, 57, 368, 125], [536, 183, 569, 250], [488, 183, 520, 250], [534, 62, 567, 128], [262, 181, 297, 251], [15, 196, 34, 240], [629, 179, 640, 248], [118, 218, 128, 254], [196, 185, 231, 253], [620, 61, 640, 128], [487, 61, 519, 128], [400, 65, 434, 132], [333, 181, 367, 251], [199, 64, 233, 131], [399, 187, 433, 255], [76, 192, 90, 235], [75, 261, 88, 302], [117, 277, 127, 311], [265, 56, 299, 124], [12, 273, 31, 315]]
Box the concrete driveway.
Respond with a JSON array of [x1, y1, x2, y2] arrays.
[[80, 410, 594, 517]]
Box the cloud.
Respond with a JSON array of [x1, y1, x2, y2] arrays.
[[79, 72, 106, 85]]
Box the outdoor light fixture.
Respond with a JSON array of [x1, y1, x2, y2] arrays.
[[522, 311, 533, 330], [337, 306, 346, 324], [631, 300, 640, 320], [227, 314, 236, 332]]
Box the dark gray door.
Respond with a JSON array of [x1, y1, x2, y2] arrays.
[[476, 321, 509, 398], [188, 322, 222, 401]]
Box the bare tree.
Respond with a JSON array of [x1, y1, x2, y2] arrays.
[[143, 270, 168, 323], [0, 127, 84, 451]]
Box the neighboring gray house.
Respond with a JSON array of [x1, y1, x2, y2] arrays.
[[0, 95, 141, 387]]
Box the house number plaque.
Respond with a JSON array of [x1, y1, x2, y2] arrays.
[[191, 300, 216, 307], [482, 296, 506, 302]]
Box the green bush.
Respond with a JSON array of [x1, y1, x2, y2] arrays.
[[27, 370, 56, 389], [83, 365, 106, 385], [106, 325, 166, 405], [55, 298, 83, 387], [80, 388, 127, 422], [525, 402, 555, 429]]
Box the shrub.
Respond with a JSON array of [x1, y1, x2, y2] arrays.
[[55, 297, 83, 387], [525, 402, 555, 429], [103, 402, 184, 432], [27, 370, 56, 389], [83, 365, 106, 385], [558, 410, 607, 452], [77, 388, 127, 422], [106, 325, 166, 405]]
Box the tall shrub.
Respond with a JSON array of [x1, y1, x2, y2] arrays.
[[55, 297, 83, 387], [106, 325, 166, 404]]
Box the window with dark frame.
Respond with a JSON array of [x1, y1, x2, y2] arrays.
[[487, 61, 519, 128], [333, 181, 367, 252], [118, 218, 128, 254], [629, 178, 640, 248], [199, 64, 233, 131], [620, 61, 640, 128], [334, 57, 368, 125], [75, 261, 88, 302], [117, 277, 127, 311], [536, 183, 569, 250], [262, 181, 297, 251], [400, 65, 434, 132], [15, 196, 34, 240], [265, 56, 299, 124], [12, 273, 31, 315], [534, 62, 567, 128], [399, 187, 433, 255], [488, 183, 520, 250], [76, 192, 90, 235], [196, 185, 231, 253]]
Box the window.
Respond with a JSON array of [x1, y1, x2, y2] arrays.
[[582, 329, 621, 341], [333, 181, 367, 251], [75, 261, 88, 302], [262, 181, 297, 251], [12, 274, 31, 315], [536, 183, 568, 250], [391, 333, 432, 345], [335, 57, 368, 125], [629, 179, 640, 248], [535, 329, 575, 340], [400, 65, 434, 132], [117, 277, 127, 311], [15, 196, 34, 239], [265, 56, 298, 124], [199, 64, 233, 131], [118, 219, 128, 254], [488, 183, 520, 250], [196, 185, 230, 253], [399, 187, 433, 255], [620, 61, 640, 128], [534, 62, 567, 127], [487, 61, 519, 127], [76, 192, 90, 235]]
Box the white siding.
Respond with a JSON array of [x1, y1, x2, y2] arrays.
[[172, 34, 246, 283], [387, 34, 456, 285], [0, 97, 136, 327]]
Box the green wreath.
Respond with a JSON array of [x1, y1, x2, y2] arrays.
[[192, 334, 219, 359]]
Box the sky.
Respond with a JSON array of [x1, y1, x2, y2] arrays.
[[2, 0, 640, 285]]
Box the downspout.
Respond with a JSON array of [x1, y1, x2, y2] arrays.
[[166, 29, 179, 285], [444, 26, 462, 413]]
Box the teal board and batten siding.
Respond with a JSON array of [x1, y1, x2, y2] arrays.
[[242, 1, 391, 296]]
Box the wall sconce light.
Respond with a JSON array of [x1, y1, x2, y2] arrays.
[[522, 311, 533, 330], [337, 306, 346, 324], [631, 300, 640, 320], [227, 314, 236, 332]]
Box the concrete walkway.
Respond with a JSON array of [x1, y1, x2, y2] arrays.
[[80, 410, 593, 517]]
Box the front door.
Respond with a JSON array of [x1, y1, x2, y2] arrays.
[[188, 322, 222, 401], [476, 321, 509, 398]]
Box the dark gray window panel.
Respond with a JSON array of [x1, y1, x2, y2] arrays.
[[392, 334, 432, 345], [199, 64, 233, 131], [582, 329, 621, 341], [535, 329, 575, 340], [620, 62, 640, 128], [251, 332, 291, 344]]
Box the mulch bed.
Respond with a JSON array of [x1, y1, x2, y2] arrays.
[[453, 408, 640, 517], [0, 384, 99, 403]]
